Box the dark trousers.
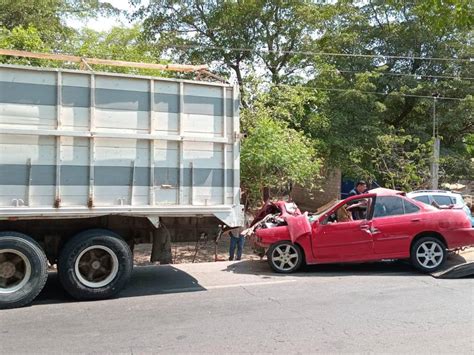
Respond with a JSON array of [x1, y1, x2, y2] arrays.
[[229, 235, 244, 261]]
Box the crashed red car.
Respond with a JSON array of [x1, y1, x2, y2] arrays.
[[249, 188, 474, 273]]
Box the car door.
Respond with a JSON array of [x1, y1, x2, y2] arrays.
[[312, 197, 375, 262], [371, 196, 421, 257]]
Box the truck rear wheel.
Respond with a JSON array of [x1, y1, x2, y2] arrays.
[[58, 229, 133, 300], [0, 232, 48, 309]]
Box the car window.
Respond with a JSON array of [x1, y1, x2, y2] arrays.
[[323, 198, 372, 224], [403, 199, 420, 214], [373, 196, 404, 218], [432, 195, 454, 205], [413, 195, 430, 205]]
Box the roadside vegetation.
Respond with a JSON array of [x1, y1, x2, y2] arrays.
[[1, 0, 472, 206]]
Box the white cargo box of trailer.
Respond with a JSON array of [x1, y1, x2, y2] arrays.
[[0, 64, 243, 227]]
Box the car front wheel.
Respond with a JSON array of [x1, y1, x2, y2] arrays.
[[267, 241, 303, 273], [410, 237, 446, 272]]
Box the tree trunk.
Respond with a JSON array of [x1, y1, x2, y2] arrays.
[[263, 186, 271, 202]]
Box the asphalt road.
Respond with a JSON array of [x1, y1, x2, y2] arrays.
[[1, 260, 473, 354]]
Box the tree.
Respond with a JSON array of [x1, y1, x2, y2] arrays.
[[311, 0, 473, 184], [241, 108, 320, 206], [134, 0, 324, 103], [367, 129, 432, 191], [63, 25, 170, 76], [0, 0, 118, 44]]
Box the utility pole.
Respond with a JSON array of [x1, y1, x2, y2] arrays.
[[431, 93, 440, 189]]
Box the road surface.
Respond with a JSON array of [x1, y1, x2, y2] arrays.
[[1, 260, 473, 354]]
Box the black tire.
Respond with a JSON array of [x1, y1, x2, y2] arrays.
[[0, 231, 48, 309], [410, 236, 447, 273], [267, 241, 304, 273], [58, 229, 133, 300]]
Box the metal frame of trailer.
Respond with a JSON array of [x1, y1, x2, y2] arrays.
[[0, 63, 243, 227]]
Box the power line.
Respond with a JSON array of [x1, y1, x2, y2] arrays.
[[276, 84, 467, 101], [333, 69, 473, 81], [169, 44, 473, 64]]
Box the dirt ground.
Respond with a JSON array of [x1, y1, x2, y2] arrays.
[[134, 237, 261, 266]]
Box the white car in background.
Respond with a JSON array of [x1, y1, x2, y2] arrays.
[[407, 190, 474, 227]]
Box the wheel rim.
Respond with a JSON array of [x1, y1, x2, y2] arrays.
[[415, 241, 444, 269], [271, 244, 299, 272], [74, 246, 119, 288], [0, 249, 32, 294]]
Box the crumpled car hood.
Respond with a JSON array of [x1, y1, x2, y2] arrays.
[[285, 214, 312, 242], [252, 201, 311, 243]]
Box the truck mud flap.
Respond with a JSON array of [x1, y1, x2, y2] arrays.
[[431, 248, 474, 279]]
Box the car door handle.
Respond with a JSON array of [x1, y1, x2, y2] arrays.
[[360, 225, 370, 230], [411, 218, 421, 222]]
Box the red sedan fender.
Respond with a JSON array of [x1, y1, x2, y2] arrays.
[[286, 214, 311, 243]]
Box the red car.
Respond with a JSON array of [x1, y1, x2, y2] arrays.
[[250, 188, 474, 273]]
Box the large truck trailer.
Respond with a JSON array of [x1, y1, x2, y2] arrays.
[[0, 59, 242, 308]]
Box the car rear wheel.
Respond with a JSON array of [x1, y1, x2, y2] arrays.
[[410, 237, 446, 272], [267, 241, 303, 273], [58, 229, 133, 300]]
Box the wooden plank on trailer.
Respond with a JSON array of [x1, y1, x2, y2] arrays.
[[0, 49, 207, 72]]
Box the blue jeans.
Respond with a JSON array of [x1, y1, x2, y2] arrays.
[[229, 234, 244, 261]]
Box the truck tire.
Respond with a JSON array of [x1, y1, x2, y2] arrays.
[[0, 232, 48, 309], [58, 229, 133, 300]]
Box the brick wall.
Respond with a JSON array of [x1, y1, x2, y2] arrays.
[[292, 169, 341, 211]]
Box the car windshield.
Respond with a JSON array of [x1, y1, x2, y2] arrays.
[[314, 200, 341, 217]]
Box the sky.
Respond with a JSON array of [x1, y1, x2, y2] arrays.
[[67, 0, 146, 32]]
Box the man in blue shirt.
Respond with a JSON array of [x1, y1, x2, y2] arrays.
[[347, 180, 368, 220]]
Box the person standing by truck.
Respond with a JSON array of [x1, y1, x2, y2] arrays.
[[228, 229, 245, 261]]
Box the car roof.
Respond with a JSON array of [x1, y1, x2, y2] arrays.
[[367, 187, 406, 196], [407, 190, 461, 197], [408, 190, 460, 195]]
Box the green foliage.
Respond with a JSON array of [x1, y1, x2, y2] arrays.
[[311, 0, 473, 184], [366, 129, 432, 191], [398, 0, 474, 31], [135, 0, 325, 103], [241, 110, 321, 206], [0, 0, 66, 41], [0, 26, 53, 66], [0, 26, 49, 52], [0, 0, 119, 44], [465, 134, 474, 157], [63, 25, 170, 76]]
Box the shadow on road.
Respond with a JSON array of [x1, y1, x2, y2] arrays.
[[224, 258, 422, 278], [33, 265, 206, 307]]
